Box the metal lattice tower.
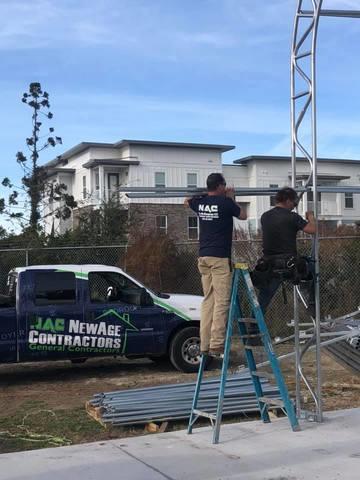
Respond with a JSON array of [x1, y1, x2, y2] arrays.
[[291, 1, 360, 422]]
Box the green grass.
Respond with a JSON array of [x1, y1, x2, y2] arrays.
[[0, 401, 107, 454]]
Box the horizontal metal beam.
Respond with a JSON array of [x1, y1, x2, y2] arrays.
[[123, 185, 360, 198], [301, 9, 360, 18]]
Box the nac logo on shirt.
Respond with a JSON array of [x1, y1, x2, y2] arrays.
[[198, 204, 219, 221]]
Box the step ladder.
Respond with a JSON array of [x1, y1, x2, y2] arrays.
[[187, 262, 300, 444]]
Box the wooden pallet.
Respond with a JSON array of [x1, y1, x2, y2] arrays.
[[85, 401, 106, 427]]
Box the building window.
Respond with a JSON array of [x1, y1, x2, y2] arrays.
[[82, 175, 87, 199], [155, 172, 166, 188], [307, 191, 322, 214], [95, 172, 100, 190], [269, 184, 278, 207], [156, 215, 167, 234], [345, 192, 354, 209], [187, 173, 197, 188], [188, 216, 199, 240]]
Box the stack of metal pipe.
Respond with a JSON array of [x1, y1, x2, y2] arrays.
[[89, 372, 280, 427]]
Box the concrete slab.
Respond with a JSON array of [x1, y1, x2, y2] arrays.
[[1, 408, 360, 480]]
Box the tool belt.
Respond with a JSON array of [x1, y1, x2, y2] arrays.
[[251, 254, 312, 289]]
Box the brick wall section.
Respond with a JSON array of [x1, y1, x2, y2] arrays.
[[129, 204, 198, 242]]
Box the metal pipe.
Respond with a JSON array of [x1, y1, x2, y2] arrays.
[[125, 186, 360, 199], [302, 9, 360, 18], [311, 0, 324, 422]]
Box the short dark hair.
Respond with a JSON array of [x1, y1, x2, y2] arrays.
[[206, 173, 226, 192], [275, 187, 298, 204]]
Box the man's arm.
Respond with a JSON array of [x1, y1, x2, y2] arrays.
[[184, 194, 207, 210], [239, 209, 247, 220], [303, 211, 316, 234], [226, 187, 247, 220]]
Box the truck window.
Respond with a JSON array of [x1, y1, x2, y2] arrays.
[[34, 272, 76, 306], [89, 271, 144, 305]]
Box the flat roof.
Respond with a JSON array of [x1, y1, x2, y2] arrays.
[[114, 139, 235, 152], [234, 155, 360, 165], [46, 140, 235, 169]]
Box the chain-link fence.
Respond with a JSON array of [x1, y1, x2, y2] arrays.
[[0, 237, 359, 338]]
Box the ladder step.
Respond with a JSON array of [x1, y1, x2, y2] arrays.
[[192, 409, 217, 421], [244, 344, 263, 350], [251, 370, 275, 380], [241, 333, 263, 339], [259, 397, 285, 408], [239, 318, 258, 324]]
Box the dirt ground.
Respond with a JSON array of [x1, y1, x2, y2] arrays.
[[0, 347, 359, 453]]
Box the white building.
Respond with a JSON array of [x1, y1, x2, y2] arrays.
[[224, 156, 360, 232], [43, 140, 234, 238], [44, 141, 360, 238]]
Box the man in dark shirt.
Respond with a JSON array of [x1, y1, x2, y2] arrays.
[[258, 187, 316, 314], [185, 173, 247, 355]]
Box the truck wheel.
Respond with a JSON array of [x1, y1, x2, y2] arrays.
[[170, 327, 210, 373]]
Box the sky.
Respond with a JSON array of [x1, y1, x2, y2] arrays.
[[1, 0, 360, 191]]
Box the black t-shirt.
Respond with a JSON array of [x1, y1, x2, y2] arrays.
[[261, 207, 308, 256], [189, 195, 241, 258]]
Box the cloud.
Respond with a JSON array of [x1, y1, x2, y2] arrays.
[[0, 0, 122, 49], [325, 0, 360, 8], [57, 89, 360, 143], [176, 32, 237, 48]]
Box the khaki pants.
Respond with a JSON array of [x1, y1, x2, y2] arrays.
[[198, 256, 232, 352]]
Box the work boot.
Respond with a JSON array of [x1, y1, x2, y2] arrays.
[[209, 347, 224, 358]]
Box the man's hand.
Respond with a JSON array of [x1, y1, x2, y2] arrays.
[[184, 198, 191, 208], [304, 210, 316, 234], [306, 210, 315, 221], [225, 187, 235, 200]]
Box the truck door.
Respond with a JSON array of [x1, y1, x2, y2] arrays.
[[84, 270, 166, 356], [21, 269, 83, 361], [0, 307, 17, 363]]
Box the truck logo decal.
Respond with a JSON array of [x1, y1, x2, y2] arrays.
[[28, 310, 139, 355]]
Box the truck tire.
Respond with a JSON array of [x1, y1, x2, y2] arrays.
[[169, 327, 210, 373]]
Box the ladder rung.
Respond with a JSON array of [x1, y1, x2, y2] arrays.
[[241, 333, 263, 339], [192, 409, 217, 421], [244, 344, 263, 350], [259, 397, 285, 408], [251, 370, 275, 380], [239, 318, 258, 324]]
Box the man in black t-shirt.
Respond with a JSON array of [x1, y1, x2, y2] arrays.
[[185, 173, 247, 355], [258, 187, 316, 315]]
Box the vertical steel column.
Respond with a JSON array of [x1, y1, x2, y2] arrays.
[[311, 0, 323, 423], [290, 0, 323, 422]]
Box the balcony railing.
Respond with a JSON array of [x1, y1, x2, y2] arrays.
[[83, 189, 128, 205]]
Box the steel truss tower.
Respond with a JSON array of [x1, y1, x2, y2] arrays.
[[291, 1, 360, 422], [117, 0, 360, 427]]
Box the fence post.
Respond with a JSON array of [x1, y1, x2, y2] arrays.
[[25, 249, 29, 266]]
